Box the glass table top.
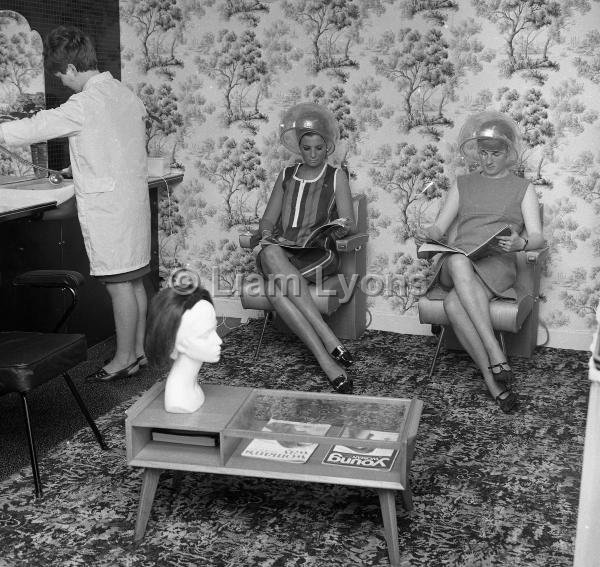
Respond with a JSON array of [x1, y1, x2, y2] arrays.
[[224, 389, 416, 447]]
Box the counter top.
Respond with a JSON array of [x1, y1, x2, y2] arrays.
[[0, 176, 75, 221], [0, 171, 184, 222], [147, 170, 184, 189]]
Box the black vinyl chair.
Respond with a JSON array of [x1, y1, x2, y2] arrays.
[[0, 269, 108, 498]]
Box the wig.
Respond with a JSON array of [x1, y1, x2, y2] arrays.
[[145, 285, 213, 369]]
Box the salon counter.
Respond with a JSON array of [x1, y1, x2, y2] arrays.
[[0, 171, 184, 346]]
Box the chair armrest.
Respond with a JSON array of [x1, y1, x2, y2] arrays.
[[239, 231, 261, 249], [522, 247, 548, 264], [13, 269, 85, 289], [336, 233, 368, 252]]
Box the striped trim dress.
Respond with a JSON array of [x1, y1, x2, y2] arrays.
[[256, 163, 341, 283]]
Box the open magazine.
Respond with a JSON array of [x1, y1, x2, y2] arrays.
[[417, 224, 512, 261], [260, 218, 349, 249], [322, 427, 399, 471], [241, 419, 330, 463]]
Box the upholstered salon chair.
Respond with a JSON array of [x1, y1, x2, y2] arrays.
[[239, 194, 369, 359], [0, 269, 108, 498], [418, 244, 548, 379]]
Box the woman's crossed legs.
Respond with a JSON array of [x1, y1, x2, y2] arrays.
[[439, 254, 516, 408], [258, 244, 350, 391]]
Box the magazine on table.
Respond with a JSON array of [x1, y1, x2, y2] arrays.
[[417, 224, 511, 261], [260, 218, 349, 249], [241, 419, 331, 463], [322, 427, 400, 471]]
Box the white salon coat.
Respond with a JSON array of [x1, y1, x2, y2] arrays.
[[0, 72, 150, 276]]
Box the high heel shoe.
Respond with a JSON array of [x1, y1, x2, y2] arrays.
[[488, 362, 514, 385], [330, 345, 355, 367], [327, 374, 353, 394], [495, 388, 519, 413]]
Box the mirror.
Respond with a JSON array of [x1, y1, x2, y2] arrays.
[[0, 11, 46, 182]]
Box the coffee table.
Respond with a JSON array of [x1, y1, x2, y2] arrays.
[[126, 383, 423, 566]]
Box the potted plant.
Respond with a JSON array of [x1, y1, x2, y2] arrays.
[[147, 142, 170, 177]]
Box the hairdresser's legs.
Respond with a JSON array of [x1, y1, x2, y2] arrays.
[[132, 278, 148, 359], [443, 290, 506, 399], [103, 281, 139, 373], [440, 255, 507, 368], [259, 245, 341, 352], [266, 289, 347, 384]]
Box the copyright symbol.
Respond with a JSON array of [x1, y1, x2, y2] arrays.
[[167, 268, 200, 295]]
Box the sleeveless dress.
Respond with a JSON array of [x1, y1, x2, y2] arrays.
[[427, 172, 529, 300], [256, 163, 342, 283]]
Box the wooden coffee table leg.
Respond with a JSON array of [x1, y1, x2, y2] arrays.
[[134, 467, 163, 541], [401, 483, 413, 511], [378, 489, 400, 567]]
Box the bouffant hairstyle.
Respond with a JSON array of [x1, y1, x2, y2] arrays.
[[144, 285, 213, 369]]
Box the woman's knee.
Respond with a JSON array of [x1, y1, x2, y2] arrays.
[[443, 291, 460, 315], [445, 255, 477, 285], [259, 244, 286, 271]]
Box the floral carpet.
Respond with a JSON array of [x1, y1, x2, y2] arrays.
[[0, 321, 590, 566]]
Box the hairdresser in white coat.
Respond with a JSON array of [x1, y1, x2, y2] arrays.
[[0, 25, 150, 382]]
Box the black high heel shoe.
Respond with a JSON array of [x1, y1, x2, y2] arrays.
[[328, 374, 353, 394], [495, 388, 519, 413], [488, 362, 514, 385], [330, 345, 355, 367]]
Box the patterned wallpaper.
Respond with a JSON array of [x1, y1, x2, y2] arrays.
[[118, 0, 600, 349], [3, 2, 598, 348]]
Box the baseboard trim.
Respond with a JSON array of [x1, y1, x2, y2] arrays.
[[213, 299, 594, 352]]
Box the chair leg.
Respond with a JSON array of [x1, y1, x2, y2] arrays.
[[20, 393, 43, 498], [428, 327, 446, 380], [63, 373, 109, 450], [253, 311, 271, 361]]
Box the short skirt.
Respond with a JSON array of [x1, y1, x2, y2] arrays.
[[94, 264, 151, 284], [256, 245, 340, 284], [427, 252, 518, 300]]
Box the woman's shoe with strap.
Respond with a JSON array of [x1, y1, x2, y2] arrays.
[[488, 362, 514, 386], [495, 388, 519, 413]]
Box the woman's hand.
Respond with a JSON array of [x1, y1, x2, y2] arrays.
[[496, 228, 526, 252], [414, 225, 443, 247], [331, 217, 352, 238]]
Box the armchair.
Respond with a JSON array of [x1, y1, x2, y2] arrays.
[[418, 240, 547, 380], [239, 194, 369, 359]]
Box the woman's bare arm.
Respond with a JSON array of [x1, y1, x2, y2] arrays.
[[415, 183, 459, 244], [333, 167, 356, 235], [259, 170, 284, 236], [520, 184, 545, 249]]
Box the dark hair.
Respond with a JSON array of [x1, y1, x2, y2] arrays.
[[44, 25, 98, 75], [144, 286, 214, 369]]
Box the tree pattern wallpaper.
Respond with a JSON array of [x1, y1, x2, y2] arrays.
[[117, 0, 600, 347], [2, 2, 598, 347], [0, 11, 46, 177]]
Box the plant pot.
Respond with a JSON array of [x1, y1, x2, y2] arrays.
[[147, 156, 170, 177]]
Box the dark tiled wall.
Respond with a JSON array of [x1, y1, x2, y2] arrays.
[[0, 0, 121, 169]]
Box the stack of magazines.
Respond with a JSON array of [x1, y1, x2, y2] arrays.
[[241, 420, 399, 471]]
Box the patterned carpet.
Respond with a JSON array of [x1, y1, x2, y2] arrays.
[[0, 321, 589, 566]]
